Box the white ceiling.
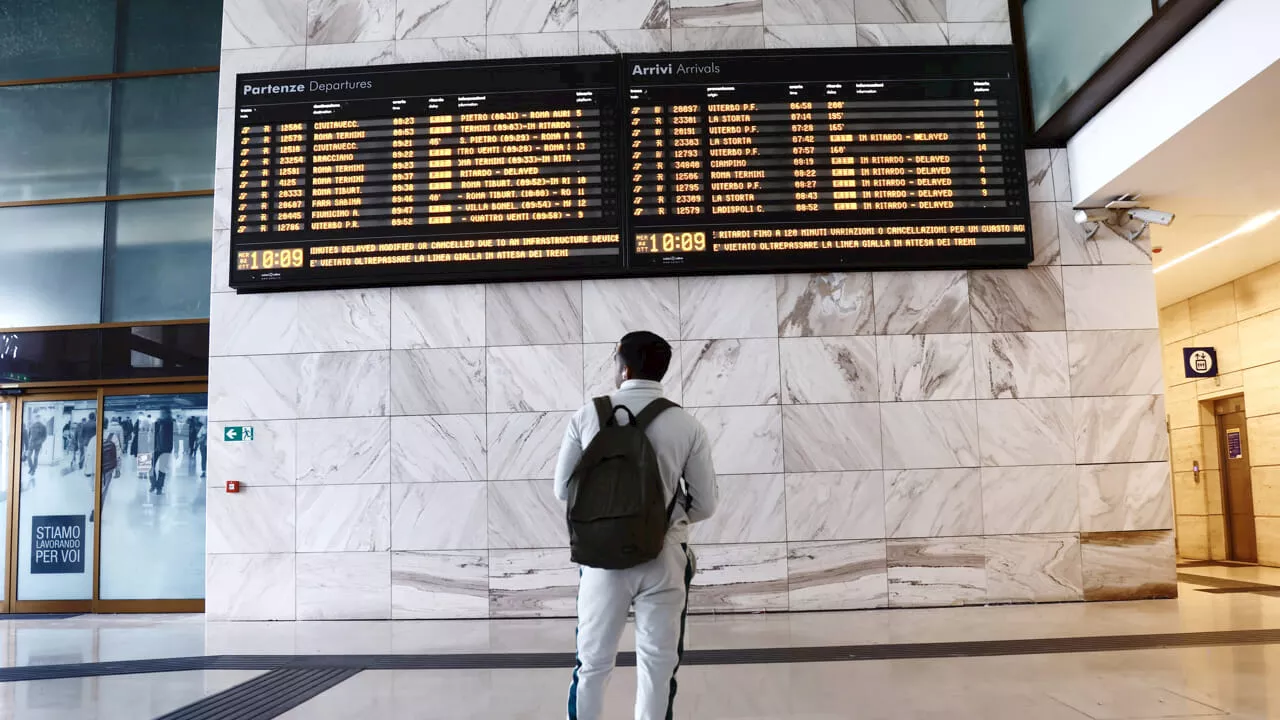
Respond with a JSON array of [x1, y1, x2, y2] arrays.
[[1079, 58, 1280, 307]]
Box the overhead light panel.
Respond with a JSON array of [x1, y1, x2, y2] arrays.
[[1153, 209, 1280, 274]]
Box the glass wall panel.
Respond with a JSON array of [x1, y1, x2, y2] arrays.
[[99, 393, 206, 600], [0, 204, 105, 329], [0, 82, 111, 202], [16, 399, 97, 602], [1, 399, 11, 601], [1023, 0, 1155, 127], [104, 197, 214, 322], [119, 0, 223, 72], [0, 0, 117, 82], [109, 74, 218, 195]]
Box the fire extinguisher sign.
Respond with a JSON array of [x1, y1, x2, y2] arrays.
[[1183, 347, 1218, 378]]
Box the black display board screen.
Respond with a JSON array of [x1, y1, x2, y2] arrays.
[[230, 47, 1031, 292], [625, 48, 1031, 273], [230, 57, 622, 290]]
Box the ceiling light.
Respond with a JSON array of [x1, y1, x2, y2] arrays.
[[1153, 209, 1280, 274]]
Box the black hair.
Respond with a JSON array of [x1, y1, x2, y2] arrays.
[[617, 331, 672, 382]]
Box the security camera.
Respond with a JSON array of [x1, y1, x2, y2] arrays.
[[1128, 207, 1175, 226], [1074, 208, 1113, 225]]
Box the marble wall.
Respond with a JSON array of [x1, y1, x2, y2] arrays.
[[1161, 260, 1280, 566], [208, 0, 1175, 620]]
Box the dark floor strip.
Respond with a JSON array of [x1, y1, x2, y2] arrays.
[[155, 667, 361, 720], [6, 627, 1280, 684], [0, 613, 82, 620], [1178, 573, 1280, 590]]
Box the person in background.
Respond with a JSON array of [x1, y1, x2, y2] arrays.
[[151, 408, 174, 494], [121, 416, 134, 459], [26, 413, 47, 477], [187, 415, 203, 474], [196, 421, 208, 479], [78, 412, 96, 475]]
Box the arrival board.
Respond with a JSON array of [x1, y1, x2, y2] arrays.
[[230, 57, 622, 290], [624, 48, 1032, 273]]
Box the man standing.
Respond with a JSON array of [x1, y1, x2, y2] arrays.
[[554, 331, 718, 720]]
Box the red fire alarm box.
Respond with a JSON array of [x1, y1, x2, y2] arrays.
[[226, 480, 241, 493]]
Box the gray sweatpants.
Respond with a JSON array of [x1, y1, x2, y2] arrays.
[[568, 543, 695, 720]]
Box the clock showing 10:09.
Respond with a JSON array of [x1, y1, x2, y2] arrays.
[[237, 248, 305, 271]]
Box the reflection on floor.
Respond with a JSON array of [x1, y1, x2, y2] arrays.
[[0, 565, 1278, 718]]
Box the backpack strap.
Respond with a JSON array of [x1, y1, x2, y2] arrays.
[[633, 398, 679, 431], [592, 396, 614, 428]]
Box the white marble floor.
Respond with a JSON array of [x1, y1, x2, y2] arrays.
[[0, 566, 1277, 718]]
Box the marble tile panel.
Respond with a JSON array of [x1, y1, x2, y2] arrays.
[[391, 414, 486, 483], [1168, 426, 1201, 475], [1063, 265, 1160, 331], [877, 334, 975, 402], [985, 534, 1082, 604], [1028, 201, 1061, 267], [208, 292, 297, 357], [296, 417, 390, 485], [1074, 396, 1169, 464], [214, 107, 234, 169], [1171, 471, 1207, 517], [1248, 413, 1280, 466], [209, 420, 295, 487], [213, 168, 231, 230], [765, 23, 858, 47], [390, 285, 485, 350], [973, 332, 1069, 399], [392, 551, 489, 619], [946, 0, 1007, 21], [680, 275, 778, 340], [691, 474, 786, 544], [856, 0, 944, 21], [218, 46, 307, 108], [1244, 363, 1280, 417], [780, 336, 877, 404], [1162, 341, 1191, 391], [1058, 206, 1152, 266], [485, 31, 580, 58], [881, 400, 979, 469], [976, 398, 1075, 466], [692, 405, 784, 474], [211, 229, 231, 294], [305, 39, 397, 68], [486, 0, 577, 33], [787, 540, 888, 611], [970, 266, 1066, 333], [855, 22, 946, 46], [583, 342, 684, 404], [297, 552, 392, 620], [1202, 467, 1222, 510], [206, 554, 296, 621], [688, 544, 788, 613], [1159, 300, 1192, 344], [781, 403, 881, 472], [488, 345, 584, 412], [1239, 309, 1280, 370], [777, 273, 875, 337], [390, 348, 485, 416], [884, 468, 981, 538], [980, 465, 1079, 535], [763, 0, 856, 23], [887, 537, 986, 608], [294, 289, 391, 353], [308, 0, 395, 44], [1235, 261, 1280, 320], [1188, 282, 1237, 335], [1257, 517, 1280, 568], [486, 281, 582, 345], [671, 0, 763, 26], [785, 471, 885, 541], [395, 35, 485, 61], [296, 351, 390, 418], [1253, 466, 1280, 522], [488, 480, 567, 549], [1068, 330, 1163, 396], [1079, 462, 1173, 533], [222, 0, 308, 49], [579, 28, 672, 52], [582, 277, 680, 343], [489, 549, 579, 618], [296, 484, 391, 552], [391, 483, 488, 550], [488, 412, 573, 480], [672, 25, 766, 49], [1050, 147, 1072, 202], [944, 21, 1010, 45], [1024, 149, 1054, 203], [873, 270, 969, 335], [208, 355, 300, 421], [1080, 530, 1177, 601], [1196, 368, 1242, 396], [206, 486, 296, 554], [580, 0, 669, 29], [1208, 514, 1228, 561], [395, 0, 486, 38], [680, 339, 780, 407]]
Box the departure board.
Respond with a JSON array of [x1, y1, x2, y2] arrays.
[[230, 57, 622, 290], [624, 48, 1032, 273]]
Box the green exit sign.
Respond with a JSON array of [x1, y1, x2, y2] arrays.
[[223, 426, 254, 442]]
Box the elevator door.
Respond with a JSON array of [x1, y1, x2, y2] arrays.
[[1216, 397, 1256, 563]]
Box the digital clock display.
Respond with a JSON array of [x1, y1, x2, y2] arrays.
[[237, 248, 304, 271]]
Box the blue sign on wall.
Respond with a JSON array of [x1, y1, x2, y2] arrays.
[[1183, 347, 1218, 378], [30, 515, 86, 575]]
